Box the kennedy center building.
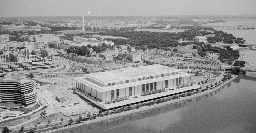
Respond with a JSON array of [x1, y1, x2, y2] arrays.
[[74, 65, 199, 109]]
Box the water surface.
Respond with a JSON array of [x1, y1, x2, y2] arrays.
[[100, 76, 256, 133]]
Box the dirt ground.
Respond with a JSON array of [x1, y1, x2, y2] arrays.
[[36, 75, 99, 116]]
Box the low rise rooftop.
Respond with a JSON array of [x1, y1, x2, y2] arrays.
[[86, 64, 183, 84]]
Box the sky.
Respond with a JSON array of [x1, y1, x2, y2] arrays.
[[0, 0, 256, 17]]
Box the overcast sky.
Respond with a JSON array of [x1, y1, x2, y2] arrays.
[[1, 0, 256, 17]]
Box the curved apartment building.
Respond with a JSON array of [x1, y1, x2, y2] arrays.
[[74, 64, 200, 109], [0, 76, 37, 106]]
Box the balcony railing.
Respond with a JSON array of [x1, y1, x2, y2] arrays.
[[140, 83, 194, 97], [104, 96, 129, 104]]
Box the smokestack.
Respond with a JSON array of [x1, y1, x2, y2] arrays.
[[82, 12, 85, 31]]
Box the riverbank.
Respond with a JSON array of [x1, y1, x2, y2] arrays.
[[46, 74, 237, 133]]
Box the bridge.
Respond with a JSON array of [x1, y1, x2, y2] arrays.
[[233, 60, 256, 73], [241, 67, 256, 72], [210, 25, 256, 30]]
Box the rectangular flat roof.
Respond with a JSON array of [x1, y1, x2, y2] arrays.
[[75, 72, 191, 92], [86, 64, 182, 84], [0, 76, 29, 83]]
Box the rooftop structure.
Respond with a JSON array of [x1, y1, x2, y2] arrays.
[[87, 65, 182, 86], [74, 64, 199, 109], [194, 36, 207, 43], [206, 51, 220, 60], [125, 52, 142, 62]]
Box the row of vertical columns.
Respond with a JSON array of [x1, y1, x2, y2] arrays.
[[76, 76, 189, 102], [76, 81, 100, 99]]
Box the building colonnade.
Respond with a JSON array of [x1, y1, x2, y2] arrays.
[[75, 75, 190, 103]]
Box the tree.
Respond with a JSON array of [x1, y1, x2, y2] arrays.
[[68, 119, 73, 125], [173, 49, 178, 53], [87, 113, 91, 118], [41, 111, 46, 117], [77, 116, 83, 123], [231, 67, 241, 75], [27, 73, 34, 78], [41, 50, 48, 58], [31, 51, 36, 55], [192, 45, 197, 49], [48, 43, 56, 48], [32, 36, 36, 42], [28, 128, 35, 133], [77, 46, 90, 56], [2, 127, 10, 133], [8, 53, 18, 62], [19, 126, 25, 132], [195, 71, 199, 76], [47, 120, 51, 125]]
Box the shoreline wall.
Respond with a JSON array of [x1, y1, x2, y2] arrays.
[[47, 75, 238, 133]]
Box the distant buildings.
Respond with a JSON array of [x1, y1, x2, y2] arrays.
[[230, 45, 242, 50], [20, 34, 60, 44], [125, 52, 142, 62], [206, 51, 220, 60], [0, 75, 37, 106], [178, 38, 191, 44], [118, 45, 129, 54], [99, 48, 119, 61], [24, 42, 39, 53], [0, 53, 9, 63], [205, 34, 215, 38], [73, 36, 100, 46], [0, 24, 42, 32], [0, 42, 40, 62], [194, 36, 207, 43], [73, 36, 114, 47], [0, 33, 63, 64], [0, 34, 9, 42], [74, 64, 198, 109]]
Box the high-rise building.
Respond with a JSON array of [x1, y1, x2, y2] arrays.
[[0, 75, 37, 106]]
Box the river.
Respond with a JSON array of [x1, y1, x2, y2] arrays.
[[99, 76, 256, 133], [215, 20, 256, 73], [87, 21, 256, 133], [62, 76, 256, 133], [59, 21, 256, 133], [202, 20, 256, 44]]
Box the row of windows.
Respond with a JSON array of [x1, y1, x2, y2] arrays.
[[111, 78, 184, 97], [77, 77, 186, 102], [0, 90, 20, 93], [110, 87, 129, 100]]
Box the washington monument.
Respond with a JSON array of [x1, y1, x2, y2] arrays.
[[82, 12, 85, 31]]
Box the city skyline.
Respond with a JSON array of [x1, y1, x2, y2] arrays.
[[1, 0, 256, 17]]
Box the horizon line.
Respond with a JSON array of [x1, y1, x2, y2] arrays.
[[1, 14, 256, 18]]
